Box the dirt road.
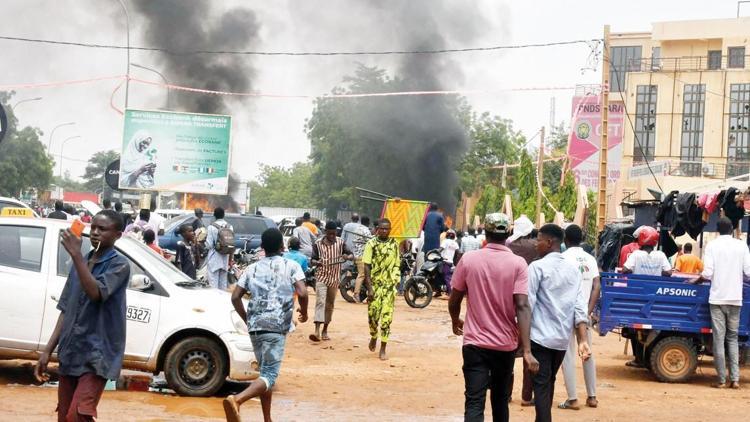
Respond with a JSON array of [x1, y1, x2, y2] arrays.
[[1, 297, 749, 421]]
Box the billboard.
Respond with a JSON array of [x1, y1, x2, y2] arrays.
[[380, 199, 429, 240], [120, 109, 231, 194], [567, 95, 624, 190]]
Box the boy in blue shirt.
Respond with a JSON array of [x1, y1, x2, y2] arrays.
[[284, 237, 309, 272], [35, 210, 130, 422]]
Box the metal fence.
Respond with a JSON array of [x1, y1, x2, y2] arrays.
[[662, 160, 750, 180], [257, 207, 353, 222], [626, 55, 749, 73]]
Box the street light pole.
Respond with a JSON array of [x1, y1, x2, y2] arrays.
[[59, 135, 82, 177], [132, 63, 171, 109], [11, 97, 42, 111], [48, 122, 75, 151], [116, 0, 131, 109]]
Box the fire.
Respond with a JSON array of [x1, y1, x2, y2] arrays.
[[184, 193, 238, 213]]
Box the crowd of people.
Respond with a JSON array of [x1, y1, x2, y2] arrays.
[[35, 197, 750, 422]]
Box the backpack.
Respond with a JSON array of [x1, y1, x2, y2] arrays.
[[212, 222, 235, 255]]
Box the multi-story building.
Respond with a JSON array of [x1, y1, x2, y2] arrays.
[[609, 17, 750, 212]]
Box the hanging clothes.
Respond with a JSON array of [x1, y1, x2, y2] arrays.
[[659, 229, 679, 258], [656, 190, 679, 230], [673, 192, 706, 240], [720, 187, 744, 228]]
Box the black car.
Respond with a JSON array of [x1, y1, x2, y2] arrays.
[[159, 213, 276, 252]]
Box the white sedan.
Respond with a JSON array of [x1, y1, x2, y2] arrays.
[[0, 217, 257, 396]]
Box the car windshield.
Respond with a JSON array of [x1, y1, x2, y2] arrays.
[[164, 214, 215, 233], [225, 216, 268, 236], [116, 236, 196, 285]]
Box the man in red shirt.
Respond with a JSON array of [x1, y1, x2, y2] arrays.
[[449, 213, 538, 421]]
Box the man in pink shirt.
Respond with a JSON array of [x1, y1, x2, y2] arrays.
[[449, 213, 538, 422]]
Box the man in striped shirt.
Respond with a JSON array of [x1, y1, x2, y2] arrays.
[[310, 221, 353, 342]]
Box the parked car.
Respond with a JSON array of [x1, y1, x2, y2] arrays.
[[0, 217, 258, 396], [159, 213, 276, 252], [0, 196, 39, 217]]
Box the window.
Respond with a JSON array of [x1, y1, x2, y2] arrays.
[[610, 46, 642, 92], [708, 50, 722, 70], [225, 217, 270, 236], [679, 85, 706, 176], [651, 47, 662, 70], [728, 47, 746, 69], [634, 85, 658, 162], [727, 84, 750, 177], [0, 226, 46, 272]]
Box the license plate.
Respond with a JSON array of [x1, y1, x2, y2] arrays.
[[126, 306, 151, 323]]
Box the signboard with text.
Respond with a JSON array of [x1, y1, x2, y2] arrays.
[[120, 109, 231, 194], [567, 95, 624, 190]]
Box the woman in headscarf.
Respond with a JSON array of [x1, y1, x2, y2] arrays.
[[121, 130, 157, 188]]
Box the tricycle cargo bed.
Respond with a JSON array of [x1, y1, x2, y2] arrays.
[[598, 272, 750, 337]]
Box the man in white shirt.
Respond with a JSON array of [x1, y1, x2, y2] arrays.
[[622, 226, 672, 277], [440, 230, 460, 294], [691, 217, 750, 389], [459, 227, 481, 255], [560, 224, 600, 410]]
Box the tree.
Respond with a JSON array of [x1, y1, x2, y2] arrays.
[[459, 113, 525, 196], [82, 150, 120, 196], [553, 169, 577, 220], [249, 162, 316, 209], [542, 122, 569, 191], [0, 92, 53, 197], [513, 150, 537, 219], [473, 185, 505, 222], [53, 171, 87, 192]]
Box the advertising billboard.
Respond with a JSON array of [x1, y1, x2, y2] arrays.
[[120, 109, 231, 194], [567, 95, 624, 190]]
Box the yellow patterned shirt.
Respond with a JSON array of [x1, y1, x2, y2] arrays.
[[362, 237, 401, 286]]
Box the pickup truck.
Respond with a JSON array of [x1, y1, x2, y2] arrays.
[[597, 272, 750, 383], [0, 217, 257, 396]]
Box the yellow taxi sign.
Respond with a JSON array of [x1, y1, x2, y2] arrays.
[[0, 207, 34, 218]]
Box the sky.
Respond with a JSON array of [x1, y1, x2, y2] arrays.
[[2, 0, 744, 183]]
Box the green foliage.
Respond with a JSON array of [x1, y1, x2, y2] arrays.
[[554, 169, 577, 219], [53, 171, 86, 192], [82, 150, 120, 196], [249, 162, 316, 208], [513, 150, 537, 218], [542, 122, 569, 197], [0, 126, 53, 197], [459, 113, 525, 195], [585, 190, 598, 246], [473, 185, 505, 222]]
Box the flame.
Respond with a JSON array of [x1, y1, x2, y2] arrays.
[[184, 193, 238, 213]]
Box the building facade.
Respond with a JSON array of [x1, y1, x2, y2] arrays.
[[609, 17, 750, 211]]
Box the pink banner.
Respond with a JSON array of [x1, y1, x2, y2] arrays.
[[567, 95, 624, 190]]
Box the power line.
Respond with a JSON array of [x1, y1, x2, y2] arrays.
[[0, 35, 601, 57]]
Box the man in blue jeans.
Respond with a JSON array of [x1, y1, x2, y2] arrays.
[[224, 228, 309, 422], [692, 217, 750, 388]]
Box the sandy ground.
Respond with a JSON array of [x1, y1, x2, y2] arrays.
[[1, 295, 750, 421]]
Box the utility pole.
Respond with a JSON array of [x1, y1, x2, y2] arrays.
[[597, 25, 611, 231], [535, 126, 545, 227]]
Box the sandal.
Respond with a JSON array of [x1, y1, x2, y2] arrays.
[[521, 400, 534, 407], [309, 334, 321, 342], [625, 360, 644, 368], [712, 382, 727, 389], [586, 397, 598, 408], [558, 399, 580, 410]]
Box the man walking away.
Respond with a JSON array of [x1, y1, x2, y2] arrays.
[[560, 224, 600, 410], [47, 200, 68, 220], [459, 227, 481, 255], [351, 216, 374, 303], [224, 228, 309, 422], [528, 224, 591, 422], [440, 230, 460, 295], [341, 213, 361, 252], [449, 213, 537, 422], [35, 210, 130, 422], [302, 212, 319, 236], [423, 203, 446, 253], [192, 208, 205, 231], [674, 243, 703, 274], [292, 217, 317, 258], [690, 217, 750, 389], [310, 221, 353, 342], [101, 198, 112, 210], [363, 218, 401, 360], [114, 201, 132, 227], [206, 207, 234, 290]]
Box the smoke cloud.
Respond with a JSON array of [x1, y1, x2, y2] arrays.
[[295, 1, 494, 213], [132, 0, 260, 115], [131, 0, 261, 211]]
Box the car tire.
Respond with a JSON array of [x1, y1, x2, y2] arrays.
[[164, 337, 227, 397], [649, 336, 697, 383]]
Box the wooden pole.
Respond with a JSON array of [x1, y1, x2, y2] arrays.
[[597, 25, 611, 232], [536, 126, 545, 227]]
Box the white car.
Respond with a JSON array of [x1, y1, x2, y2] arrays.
[[0, 196, 39, 217], [0, 217, 257, 396]]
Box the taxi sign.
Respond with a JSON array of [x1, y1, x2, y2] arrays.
[[0, 207, 35, 218]]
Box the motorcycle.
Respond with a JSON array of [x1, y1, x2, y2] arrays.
[[339, 261, 367, 303], [403, 248, 445, 309], [228, 240, 263, 284]]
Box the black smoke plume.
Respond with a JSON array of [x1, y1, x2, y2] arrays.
[[132, 0, 260, 211]]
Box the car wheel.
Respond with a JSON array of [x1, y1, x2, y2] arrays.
[[164, 337, 227, 397]]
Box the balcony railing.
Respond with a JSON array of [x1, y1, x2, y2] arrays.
[[659, 160, 750, 180], [623, 55, 749, 73]]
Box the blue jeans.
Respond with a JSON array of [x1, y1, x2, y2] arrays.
[[249, 331, 287, 390], [710, 304, 741, 383]]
